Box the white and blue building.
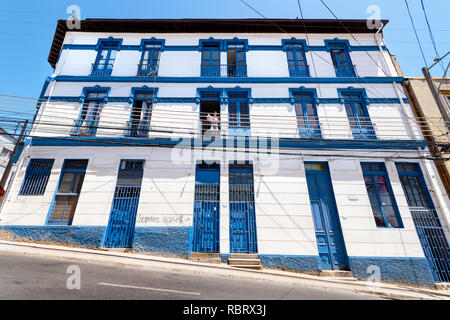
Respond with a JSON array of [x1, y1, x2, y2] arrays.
[[1, 19, 449, 287]]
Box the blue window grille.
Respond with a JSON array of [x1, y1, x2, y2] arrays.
[[126, 91, 153, 137], [286, 44, 310, 77], [19, 159, 54, 195], [396, 162, 450, 283], [226, 43, 247, 77], [292, 92, 321, 139], [47, 159, 88, 225], [137, 42, 161, 76], [72, 90, 106, 137], [361, 162, 403, 228], [228, 91, 250, 134], [201, 42, 221, 77], [342, 92, 376, 140], [91, 39, 120, 76], [328, 42, 356, 77], [103, 160, 144, 248]]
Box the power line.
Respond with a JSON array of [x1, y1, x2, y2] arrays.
[[420, 0, 445, 72], [404, 0, 428, 67]]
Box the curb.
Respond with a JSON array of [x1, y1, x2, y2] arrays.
[[0, 240, 448, 300]]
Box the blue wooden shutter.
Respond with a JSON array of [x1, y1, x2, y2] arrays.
[[19, 159, 55, 195]]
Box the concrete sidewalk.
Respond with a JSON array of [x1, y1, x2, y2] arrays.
[[0, 239, 449, 300]]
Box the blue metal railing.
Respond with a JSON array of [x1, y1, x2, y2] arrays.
[[91, 63, 114, 76], [71, 119, 99, 137], [137, 63, 158, 76], [124, 120, 150, 137], [201, 64, 247, 77], [289, 64, 310, 77], [335, 64, 358, 77]]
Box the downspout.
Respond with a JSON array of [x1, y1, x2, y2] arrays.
[[375, 24, 417, 140]]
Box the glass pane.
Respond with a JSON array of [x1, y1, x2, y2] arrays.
[[304, 163, 326, 171], [58, 172, 75, 193], [73, 173, 85, 194]]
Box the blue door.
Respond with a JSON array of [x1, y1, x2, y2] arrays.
[[229, 163, 257, 253], [396, 162, 450, 283], [103, 160, 144, 248], [342, 93, 376, 140], [192, 162, 220, 252], [305, 162, 349, 270]]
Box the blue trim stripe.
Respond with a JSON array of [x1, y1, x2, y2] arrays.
[[62, 43, 387, 52], [26, 136, 428, 151], [52, 75, 404, 84], [42, 95, 409, 104]]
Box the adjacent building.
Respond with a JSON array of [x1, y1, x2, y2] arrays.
[[0, 19, 449, 286]]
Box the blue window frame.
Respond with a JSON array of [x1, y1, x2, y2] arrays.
[[72, 88, 107, 137], [340, 90, 376, 140], [226, 42, 247, 77], [126, 88, 155, 137], [291, 90, 321, 139], [361, 162, 403, 228], [138, 40, 163, 76], [283, 40, 309, 77], [326, 40, 355, 77], [201, 41, 221, 77], [91, 38, 121, 76], [19, 159, 54, 195], [47, 159, 88, 225], [227, 90, 250, 133]]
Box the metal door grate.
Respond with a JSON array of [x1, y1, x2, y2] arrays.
[[411, 207, 450, 283], [103, 186, 141, 248], [192, 184, 220, 252]]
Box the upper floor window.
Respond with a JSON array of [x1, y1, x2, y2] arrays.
[[201, 41, 221, 77], [19, 159, 54, 196], [226, 42, 247, 77], [327, 41, 356, 77], [283, 40, 309, 77], [228, 91, 250, 133], [340, 90, 376, 140], [361, 163, 403, 228], [138, 40, 163, 76], [91, 38, 121, 76], [291, 90, 321, 139], [72, 88, 108, 137], [126, 89, 154, 137]]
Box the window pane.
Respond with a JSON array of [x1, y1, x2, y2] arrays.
[[58, 172, 74, 193]]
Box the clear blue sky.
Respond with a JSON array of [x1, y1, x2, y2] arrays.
[[0, 0, 448, 100]]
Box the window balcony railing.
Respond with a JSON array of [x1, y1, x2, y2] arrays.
[[289, 65, 310, 77], [137, 63, 158, 76], [71, 119, 99, 137], [201, 64, 247, 77], [91, 63, 113, 76], [335, 65, 358, 78], [124, 120, 150, 137]]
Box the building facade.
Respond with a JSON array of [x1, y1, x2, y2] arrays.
[[1, 19, 449, 286], [403, 77, 450, 197]]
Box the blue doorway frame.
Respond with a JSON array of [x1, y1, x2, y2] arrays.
[[103, 160, 144, 248], [229, 162, 258, 253], [305, 162, 349, 270], [192, 161, 220, 252], [396, 162, 450, 283]]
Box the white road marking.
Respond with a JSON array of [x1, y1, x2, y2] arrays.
[[97, 282, 201, 296]]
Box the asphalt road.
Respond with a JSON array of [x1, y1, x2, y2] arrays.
[[0, 252, 380, 300]]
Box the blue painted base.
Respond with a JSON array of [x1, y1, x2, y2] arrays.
[[132, 226, 192, 258], [349, 256, 435, 287], [259, 254, 320, 274], [0, 226, 105, 248], [0, 226, 192, 258]]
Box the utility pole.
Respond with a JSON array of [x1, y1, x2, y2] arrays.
[[421, 51, 450, 131], [0, 120, 28, 190]]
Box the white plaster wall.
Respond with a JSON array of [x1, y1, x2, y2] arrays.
[[55, 32, 399, 78]]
